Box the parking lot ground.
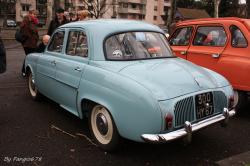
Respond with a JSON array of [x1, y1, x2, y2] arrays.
[[0, 40, 250, 166], [216, 151, 250, 166]]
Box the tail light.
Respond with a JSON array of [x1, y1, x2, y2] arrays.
[[165, 113, 173, 130]]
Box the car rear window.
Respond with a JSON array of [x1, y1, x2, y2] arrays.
[[193, 26, 227, 47], [105, 32, 174, 60], [230, 25, 248, 48]]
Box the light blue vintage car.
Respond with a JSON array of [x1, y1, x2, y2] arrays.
[[25, 20, 236, 151]]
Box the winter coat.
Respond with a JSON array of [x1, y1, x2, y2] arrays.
[[47, 17, 68, 36], [20, 15, 39, 48]]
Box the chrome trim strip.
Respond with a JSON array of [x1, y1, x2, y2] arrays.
[[141, 108, 235, 143]]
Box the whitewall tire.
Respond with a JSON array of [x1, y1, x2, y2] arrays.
[[89, 105, 120, 151], [28, 72, 41, 100]]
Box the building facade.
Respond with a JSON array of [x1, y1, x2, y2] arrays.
[[0, 0, 171, 27], [107, 0, 171, 26], [16, 0, 36, 23], [145, 0, 170, 26]]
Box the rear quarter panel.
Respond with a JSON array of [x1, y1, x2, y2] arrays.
[[218, 21, 250, 91], [77, 63, 163, 142]]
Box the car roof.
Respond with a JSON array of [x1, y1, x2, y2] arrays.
[[176, 17, 249, 26], [59, 19, 164, 61], [61, 19, 163, 33]]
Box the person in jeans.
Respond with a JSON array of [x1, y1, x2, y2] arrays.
[[20, 9, 39, 76]]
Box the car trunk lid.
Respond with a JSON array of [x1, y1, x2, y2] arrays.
[[118, 58, 219, 100]]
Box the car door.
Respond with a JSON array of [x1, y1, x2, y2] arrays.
[[169, 26, 193, 59], [219, 24, 250, 90], [36, 30, 65, 101], [53, 29, 89, 116], [187, 25, 228, 71]]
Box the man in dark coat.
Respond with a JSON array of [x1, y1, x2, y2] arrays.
[[0, 36, 6, 74], [169, 16, 183, 36], [47, 8, 68, 36]]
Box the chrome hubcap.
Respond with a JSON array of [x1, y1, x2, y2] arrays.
[[96, 113, 108, 135]]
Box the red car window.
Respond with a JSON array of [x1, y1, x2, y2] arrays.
[[230, 25, 248, 48], [193, 26, 227, 47]]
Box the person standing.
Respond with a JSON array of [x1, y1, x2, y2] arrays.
[[77, 10, 89, 21], [169, 16, 183, 36], [47, 8, 68, 36], [36, 35, 50, 53], [20, 9, 39, 76], [0, 36, 6, 74], [69, 12, 77, 22]]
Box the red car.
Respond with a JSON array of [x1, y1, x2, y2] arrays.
[[169, 17, 250, 110]]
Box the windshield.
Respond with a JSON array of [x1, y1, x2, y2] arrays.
[[105, 32, 174, 60]]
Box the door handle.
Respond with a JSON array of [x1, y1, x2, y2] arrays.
[[212, 53, 220, 58], [74, 67, 82, 72], [51, 60, 56, 65], [180, 51, 187, 55]]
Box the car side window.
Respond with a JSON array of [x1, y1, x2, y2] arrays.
[[193, 26, 227, 47], [66, 31, 88, 57], [230, 25, 248, 48], [47, 31, 65, 52], [66, 31, 78, 55], [169, 27, 193, 46]]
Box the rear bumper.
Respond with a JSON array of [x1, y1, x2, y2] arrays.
[[141, 108, 235, 143]]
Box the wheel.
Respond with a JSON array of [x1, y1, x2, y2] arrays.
[[234, 90, 247, 112], [28, 72, 41, 100], [89, 105, 120, 151]]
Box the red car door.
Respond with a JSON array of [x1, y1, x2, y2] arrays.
[[186, 25, 228, 71], [169, 26, 193, 60]]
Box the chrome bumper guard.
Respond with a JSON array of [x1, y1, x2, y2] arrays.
[[141, 108, 235, 143]]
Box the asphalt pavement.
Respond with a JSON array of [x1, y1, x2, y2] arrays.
[[0, 41, 250, 166]]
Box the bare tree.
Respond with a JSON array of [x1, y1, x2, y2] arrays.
[[214, 0, 221, 18], [81, 0, 117, 19], [167, 0, 175, 27]]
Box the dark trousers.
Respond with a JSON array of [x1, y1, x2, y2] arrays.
[[22, 47, 36, 74]]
